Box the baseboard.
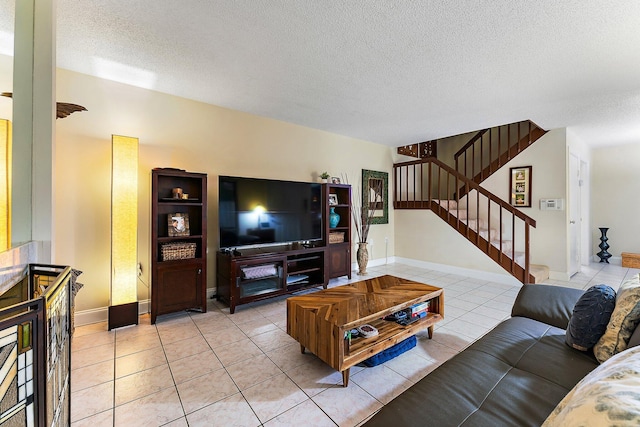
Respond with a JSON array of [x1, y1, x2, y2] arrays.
[[351, 256, 396, 272], [591, 255, 622, 265], [75, 290, 219, 327], [75, 299, 150, 327], [393, 257, 522, 286]]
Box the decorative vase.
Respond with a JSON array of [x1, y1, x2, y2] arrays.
[[597, 227, 612, 263], [329, 207, 340, 228], [357, 242, 369, 275]]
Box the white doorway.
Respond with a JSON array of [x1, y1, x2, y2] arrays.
[[569, 152, 581, 276], [580, 160, 590, 266]]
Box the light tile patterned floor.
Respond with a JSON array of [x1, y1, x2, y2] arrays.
[[70, 262, 637, 427]]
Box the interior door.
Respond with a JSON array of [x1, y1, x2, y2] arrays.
[[569, 153, 580, 276]]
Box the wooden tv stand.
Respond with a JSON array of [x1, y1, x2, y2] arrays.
[[216, 244, 328, 313]]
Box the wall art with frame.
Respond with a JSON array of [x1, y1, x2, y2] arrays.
[[510, 166, 532, 207], [362, 169, 388, 224]]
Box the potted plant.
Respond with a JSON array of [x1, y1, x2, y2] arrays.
[[319, 172, 330, 183]]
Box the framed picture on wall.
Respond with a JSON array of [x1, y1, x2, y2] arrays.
[[362, 169, 388, 224], [510, 166, 532, 207]]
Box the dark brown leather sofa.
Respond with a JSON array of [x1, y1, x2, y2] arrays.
[[364, 284, 620, 427]]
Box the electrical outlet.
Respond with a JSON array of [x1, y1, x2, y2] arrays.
[[137, 263, 143, 277]]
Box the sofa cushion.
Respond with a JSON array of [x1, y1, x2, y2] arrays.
[[542, 345, 640, 426], [364, 316, 599, 427], [629, 323, 640, 348], [566, 284, 616, 351], [594, 274, 640, 363], [511, 284, 583, 330]]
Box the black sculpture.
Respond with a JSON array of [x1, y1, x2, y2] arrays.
[[597, 227, 612, 263]]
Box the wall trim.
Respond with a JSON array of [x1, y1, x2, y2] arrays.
[[75, 299, 150, 327], [77, 257, 580, 327], [75, 288, 219, 327], [393, 257, 522, 286], [591, 255, 622, 266]]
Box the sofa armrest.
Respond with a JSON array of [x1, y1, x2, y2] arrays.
[[511, 284, 584, 330]]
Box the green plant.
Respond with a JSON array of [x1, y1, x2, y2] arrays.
[[320, 172, 330, 179]]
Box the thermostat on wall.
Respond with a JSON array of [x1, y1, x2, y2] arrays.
[[540, 198, 564, 210]]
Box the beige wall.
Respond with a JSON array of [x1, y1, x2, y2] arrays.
[[394, 209, 511, 276], [482, 129, 569, 275], [394, 129, 577, 278], [54, 68, 395, 312], [591, 142, 640, 257]]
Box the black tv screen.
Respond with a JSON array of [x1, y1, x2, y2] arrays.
[[218, 176, 323, 249]]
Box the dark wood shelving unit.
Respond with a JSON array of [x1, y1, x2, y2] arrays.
[[216, 182, 353, 313], [326, 183, 352, 279], [151, 168, 207, 323], [216, 245, 327, 314]]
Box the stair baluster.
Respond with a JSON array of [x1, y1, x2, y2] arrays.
[[394, 157, 537, 284]]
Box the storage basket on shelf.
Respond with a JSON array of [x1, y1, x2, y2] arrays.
[[161, 242, 197, 261], [329, 232, 345, 244]]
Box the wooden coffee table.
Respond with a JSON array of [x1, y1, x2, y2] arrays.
[[286, 275, 444, 386]]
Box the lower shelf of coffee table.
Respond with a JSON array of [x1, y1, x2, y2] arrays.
[[343, 312, 443, 368]]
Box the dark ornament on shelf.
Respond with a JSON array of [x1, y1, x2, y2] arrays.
[[597, 227, 612, 263]]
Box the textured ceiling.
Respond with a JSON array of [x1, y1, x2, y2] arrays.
[[28, 2, 640, 146]]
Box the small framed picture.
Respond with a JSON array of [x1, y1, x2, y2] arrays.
[[328, 194, 339, 206], [168, 213, 190, 236], [509, 166, 532, 207], [331, 177, 341, 184]]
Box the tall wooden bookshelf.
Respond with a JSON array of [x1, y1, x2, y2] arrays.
[[151, 168, 207, 323], [326, 183, 352, 279]]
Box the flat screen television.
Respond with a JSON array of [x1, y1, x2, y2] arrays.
[[218, 176, 323, 249]]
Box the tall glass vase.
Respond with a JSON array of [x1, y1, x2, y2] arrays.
[[357, 242, 369, 275], [597, 227, 612, 263]]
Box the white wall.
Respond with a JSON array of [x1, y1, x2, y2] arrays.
[[54, 68, 395, 312], [591, 142, 640, 258]]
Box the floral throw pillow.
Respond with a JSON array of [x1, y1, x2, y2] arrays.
[[593, 274, 640, 363], [542, 346, 640, 426]]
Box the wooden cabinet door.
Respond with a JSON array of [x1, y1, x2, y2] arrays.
[[329, 244, 351, 279], [155, 261, 203, 315]]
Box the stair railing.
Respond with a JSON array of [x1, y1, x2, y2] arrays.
[[394, 157, 536, 283], [454, 120, 546, 186]]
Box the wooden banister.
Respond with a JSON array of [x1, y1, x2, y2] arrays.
[[394, 157, 536, 284], [454, 120, 546, 188]]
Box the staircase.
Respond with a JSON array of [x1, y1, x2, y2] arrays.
[[394, 120, 550, 283], [394, 157, 538, 284], [454, 120, 546, 194]]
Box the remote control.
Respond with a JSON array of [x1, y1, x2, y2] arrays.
[[397, 316, 420, 326]]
